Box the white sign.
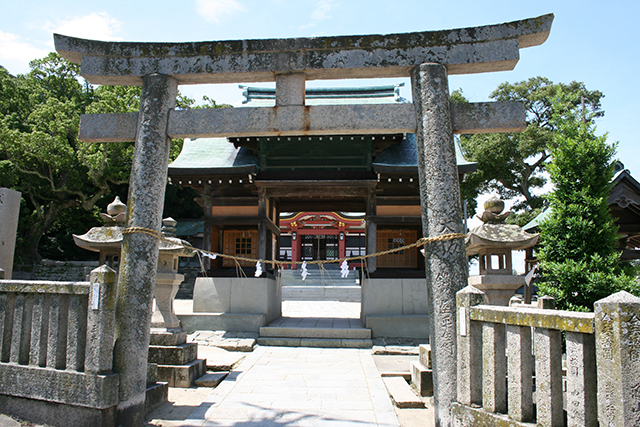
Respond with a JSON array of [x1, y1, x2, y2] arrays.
[[459, 307, 466, 336], [92, 282, 100, 310]]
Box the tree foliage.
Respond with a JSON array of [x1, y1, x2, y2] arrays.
[[458, 77, 604, 213], [537, 104, 639, 311], [0, 54, 140, 262], [1, 53, 229, 264]]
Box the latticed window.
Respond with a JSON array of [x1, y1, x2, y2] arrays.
[[223, 230, 257, 267], [376, 229, 417, 268]]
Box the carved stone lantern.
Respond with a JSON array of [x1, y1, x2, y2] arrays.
[[466, 196, 539, 305], [73, 198, 195, 333]]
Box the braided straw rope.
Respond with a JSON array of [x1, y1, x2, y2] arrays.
[[122, 226, 466, 266]]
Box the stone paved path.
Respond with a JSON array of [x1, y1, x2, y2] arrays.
[[179, 346, 400, 427]]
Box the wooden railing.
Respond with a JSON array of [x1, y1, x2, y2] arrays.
[[0, 265, 119, 410], [454, 285, 640, 427]]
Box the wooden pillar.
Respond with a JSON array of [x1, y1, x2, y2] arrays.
[[291, 225, 299, 270], [338, 226, 346, 260], [201, 182, 213, 271], [366, 188, 377, 273], [257, 188, 268, 263]]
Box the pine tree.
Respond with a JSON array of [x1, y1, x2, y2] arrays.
[[537, 105, 639, 311]]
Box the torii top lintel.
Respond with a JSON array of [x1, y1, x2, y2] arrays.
[[54, 14, 553, 86]]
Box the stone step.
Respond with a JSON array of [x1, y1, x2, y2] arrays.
[[282, 286, 361, 302], [195, 372, 228, 387], [382, 377, 425, 408], [257, 336, 372, 348], [145, 381, 168, 415], [259, 326, 371, 339]]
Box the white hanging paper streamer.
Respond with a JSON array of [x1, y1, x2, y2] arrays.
[[301, 261, 309, 281], [255, 261, 263, 277], [340, 260, 349, 278], [201, 252, 217, 260]]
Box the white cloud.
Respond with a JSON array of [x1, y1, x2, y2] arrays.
[[0, 31, 49, 74], [301, 0, 337, 30], [47, 12, 123, 41], [196, 0, 246, 24], [311, 0, 335, 21]]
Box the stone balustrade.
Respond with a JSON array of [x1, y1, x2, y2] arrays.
[[453, 285, 640, 427], [0, 265, 120, 426]]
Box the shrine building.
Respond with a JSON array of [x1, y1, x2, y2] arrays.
[[168, 84, 475, 275]]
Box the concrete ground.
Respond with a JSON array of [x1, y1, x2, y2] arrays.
[[145, 300, 435, 427], [145, 346, 434, 427]]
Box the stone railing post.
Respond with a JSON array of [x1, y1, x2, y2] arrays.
[[595, 291, 640, 427], [456, 285, 485, 407], [113, 72, 178, 427], [506, 324, 533, 422], [412, 62, 468, 427], [85, 265, 118, 374]]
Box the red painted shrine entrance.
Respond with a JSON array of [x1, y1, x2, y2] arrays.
[[279, 212, 365, 268]]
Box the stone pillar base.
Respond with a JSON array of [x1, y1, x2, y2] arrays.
[[468, 275, 525, 306], [149, 331, 206, 387]]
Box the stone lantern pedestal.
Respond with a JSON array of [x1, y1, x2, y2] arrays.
[[466, 197, 538, 306], [148, 218, 206, 387], [74, 201, 205, 388]]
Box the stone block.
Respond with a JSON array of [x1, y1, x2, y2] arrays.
[[195, 372, 228, 387], [595, 291, 640, 427], [144, 381, 168, 415], [157, 358, 206, 388], [256, 337, 301, 347], [410, 361, 433, 396], [382, 377, 424, 408], [149, 330, 187, 346], [419, 344, 431, 369], [148, 342, 198, 366], [0, 364, 118, 409], [147, 363, 158, 386], [365, 315, 429, 339], [192, 277, 281, 322], [401, 279, 429, 314], [0, 394, 116, 427], [0, 188, 21, 279], [178, 312, 266, 333], [300, 338, 342, 348]]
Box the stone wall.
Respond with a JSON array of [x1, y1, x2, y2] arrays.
[[13, 260, 99, 281], [361, 278, 430, 339], [0, 266, 120, 427]]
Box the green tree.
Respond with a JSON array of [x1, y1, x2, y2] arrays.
[[459, 77, 604, 213], [0, 54, 139, 262], [537, 105, 639, 311], [1, 54, 228, 263]]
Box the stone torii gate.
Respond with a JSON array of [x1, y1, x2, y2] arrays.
[[55, 14, 553, 427]]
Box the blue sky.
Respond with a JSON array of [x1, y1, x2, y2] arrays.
[[2, 0, 639, 188]]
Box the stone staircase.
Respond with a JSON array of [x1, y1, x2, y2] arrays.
[[280, 265, 361, 302], [258, 316, 373, 348]]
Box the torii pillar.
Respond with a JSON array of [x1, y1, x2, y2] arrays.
[[113, 74, 177, 425], [412, 63, 468, 426]]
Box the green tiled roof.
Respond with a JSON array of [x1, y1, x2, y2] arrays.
[[169, 138, 257, 175], [372, 134, 475, 174], [240, 84, 406, 107], [169, 84, 476, 176]]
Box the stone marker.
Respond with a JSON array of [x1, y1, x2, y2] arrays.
[[0, 188, 21, 279], [595, 291, 640, 427]]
